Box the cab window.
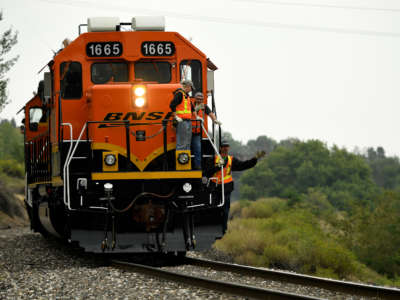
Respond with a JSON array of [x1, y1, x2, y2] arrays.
[[180, 60, 202, 93], [134, 62, 171, 83], [91, 62, 129, 84], [60, 62, 82, 99]]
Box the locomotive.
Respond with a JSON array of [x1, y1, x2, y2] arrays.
[[22, 17, 225, 253]]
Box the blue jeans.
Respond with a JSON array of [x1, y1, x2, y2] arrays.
[[191, 134, 201, 169], [176, 120, 192, 150], [222, 191, 231, 234]]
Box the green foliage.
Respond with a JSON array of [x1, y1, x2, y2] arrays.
[[221, 131, 277, 200], [0, 119, 24, 161], [214, 135, 400, 284], [239, 140, 378, 210], [0, 12, 19, 112], [215, 197, 399, 285], [0, 119, 24, 179], [0, 159, 23, 178], [346, 191, 400, 278], [240, 197, 287, 219], [215, 202, 358, 278], [221, 132, 276, 160], [298, 188, 334, 217], [365, 147, 400, 190]]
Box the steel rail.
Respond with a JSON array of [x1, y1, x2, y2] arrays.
[[184, 257, 400, 300], [111, 259, 323, 300]]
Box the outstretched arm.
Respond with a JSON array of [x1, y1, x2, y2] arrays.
[[231, 157, 258, 172]]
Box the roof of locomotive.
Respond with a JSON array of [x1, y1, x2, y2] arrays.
[[52, 17, 207, 63]]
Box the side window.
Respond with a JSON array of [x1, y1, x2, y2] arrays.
[[60, 62, 82, 99], [180, 60, 202, 93], [91, 62, 129, 84], [134, 62, 171, 83], [29, 107, 46, 131]]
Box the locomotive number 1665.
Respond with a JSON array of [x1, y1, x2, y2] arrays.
[[86, 42, 123, 57]]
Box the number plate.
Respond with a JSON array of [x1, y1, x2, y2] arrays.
[[86, 42, 123, 57], [141, 41, 175, 56]]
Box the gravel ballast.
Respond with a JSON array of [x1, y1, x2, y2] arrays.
[[0, 226, 388, 299], [0, 227, 241, 299]]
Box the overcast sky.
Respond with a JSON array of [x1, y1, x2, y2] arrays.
[[1, 0, 400, 156]]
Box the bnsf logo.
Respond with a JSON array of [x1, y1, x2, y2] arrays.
[[103, 111, 173, 121]]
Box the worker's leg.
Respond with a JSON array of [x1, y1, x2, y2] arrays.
[[222, 192, 231, 234], [191, 134, 201, 169], [176, 120, 192, 150]]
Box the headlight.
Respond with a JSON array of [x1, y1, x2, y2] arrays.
[[104, 183, 113, 192], [104, 154, 116, 166], [135, 97, 145, 107], [177, 153, 189, 164], [134, 86, 146, 97], [183, 182, 192, 193]]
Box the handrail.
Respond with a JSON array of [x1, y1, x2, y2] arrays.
[[61, 123, 73, 207], [64, 123, 87, 210], [201, 121, 225, 208]]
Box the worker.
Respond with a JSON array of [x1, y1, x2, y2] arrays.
[[169, 80, 194, 150], [191, 92, 222, 169], [208, 141, 266, 234]]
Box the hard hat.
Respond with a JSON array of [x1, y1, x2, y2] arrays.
[[181, 79, 194, 88], [220, 140, 230, 147], [195, 92, 204, 99]]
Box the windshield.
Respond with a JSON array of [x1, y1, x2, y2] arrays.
[[134, 62, 171, 83], [91, 62, 129, 84]]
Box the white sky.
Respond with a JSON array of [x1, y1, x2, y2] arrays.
[[1, 0, 400, 156]]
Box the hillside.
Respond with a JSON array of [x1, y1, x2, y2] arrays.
[[0, 177, 28, 228], [0, 119, 27, 228]]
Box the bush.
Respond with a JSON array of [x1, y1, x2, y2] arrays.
[[241, 197, 287, 219], [214, 218, 273, 258], [0, 159, 24, 178], [216, 201, 362, 280], [229, 200, 252, 220]]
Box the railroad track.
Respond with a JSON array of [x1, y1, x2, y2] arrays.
[[112, 258, 322, 299], [111, 256, 400, 299], [183, 257, 400, 300]]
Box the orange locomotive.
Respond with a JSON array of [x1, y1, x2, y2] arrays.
[[22, 17, 224, 253]]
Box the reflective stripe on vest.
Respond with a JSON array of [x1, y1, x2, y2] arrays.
[[192, 108, 203, 134], [175, 91, 191, 119], [213, 155, 233, 184]]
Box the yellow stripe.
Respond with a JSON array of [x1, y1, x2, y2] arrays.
[[52, 144, 59, 153], [92, 171, 202, 180], [28, 176, 63, 188], [92, 142, 176, 171]]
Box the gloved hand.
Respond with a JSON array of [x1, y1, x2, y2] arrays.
[[195, 103, 205, 112], [216, 157, 228, 168], [255, 150, 266, 159], [196, 116, 203, 122], [175, 116, 183, 123], [214, 119, 222, 126], [216, 156, 225, 167]]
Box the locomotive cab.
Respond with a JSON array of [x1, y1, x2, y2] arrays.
[[23, 17, 224, 253]]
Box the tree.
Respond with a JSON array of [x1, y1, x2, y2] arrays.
[[239, 140, 378, 210], [364, 147, 400, 190], [0, 12, 18, 113], [347, 191, 400, 277]]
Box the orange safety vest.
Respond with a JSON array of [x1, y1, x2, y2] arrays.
[[212, 155, 233, 184], [191, 106, 204, 134], [175, 90, 191, 119]]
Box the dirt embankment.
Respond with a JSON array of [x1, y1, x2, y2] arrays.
[[0, 179, 28, 229]]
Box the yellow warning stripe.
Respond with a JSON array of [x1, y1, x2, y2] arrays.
[[92, 171, 202, 180]]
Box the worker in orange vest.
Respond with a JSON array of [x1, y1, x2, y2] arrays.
[[191, 92, 222, 169], [169, 80, 194, 150], [209, 140, 266, 234]]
